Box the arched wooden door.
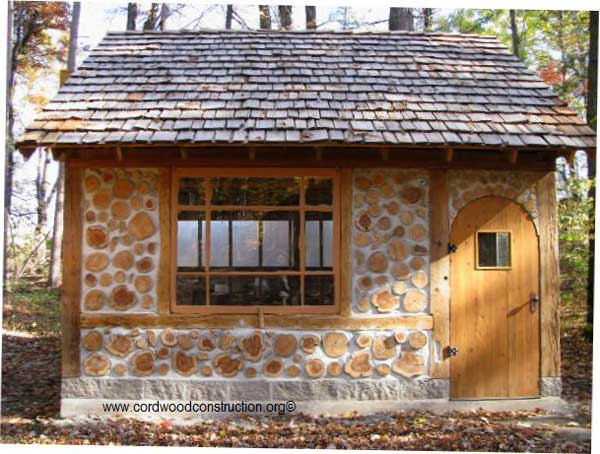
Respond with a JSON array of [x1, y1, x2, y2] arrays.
[[450, 196, 540, 399]]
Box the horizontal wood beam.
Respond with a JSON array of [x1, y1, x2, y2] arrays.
[[81, 313, 434, 330]]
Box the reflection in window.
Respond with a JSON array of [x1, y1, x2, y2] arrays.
[[210, 211, 298, 271], [477, 231, 511, 268], [177, 211, 205, 271], [178, 177, 205, 205], [305, 275, 334, 305], [211, 177, 300, 206], [210, 276, 300, 306], [306, 212, 333, 270], [176, 276, 206, 305], [306, 178, 333, 205]]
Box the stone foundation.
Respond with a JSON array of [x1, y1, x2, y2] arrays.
[[540, 377, 562, 397], [62, 376, 450, 415]]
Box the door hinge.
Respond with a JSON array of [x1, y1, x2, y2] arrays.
[[448, 243, 457, 253]]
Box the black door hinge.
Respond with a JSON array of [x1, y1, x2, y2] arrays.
[[448, 243, 457, 253]]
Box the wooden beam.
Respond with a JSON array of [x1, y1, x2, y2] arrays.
[[115, 145, 123, 161], [249, 149, 256, 160], [340, 169, 353, 317], [258, 307, 265, 328], [381, 149, 390, 161], [445, 148, 454, 163], [509, 149, 519, 165], [537, 172, 561, 377], [157, 168, 171, 314], [62, 165, 83, 377], [81, 313, 434, 330], [179, 147, 188, 160], [567, 149, 576, 166], [315, 148, 323, 160], [429, 170, 450, 378]]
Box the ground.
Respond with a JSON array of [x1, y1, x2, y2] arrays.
[[0, 286, 593, 451]]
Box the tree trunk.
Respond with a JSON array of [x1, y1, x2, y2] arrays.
[[305, 6, 316, 29], [586, 11, 598, 330], [143, 3, 158, 30], [126, 3, 137, 30], [509, 10, 520, 58], [279, 5, 292, 30], [423, 8, 432, 31], [259, 5, 271, 30], [4, 1, 14, 285], [49, 1, 79, 288], [158, 4, 169, 30], [389, 8, 414, 31], [225, 5, 233, 29], [34, 149, 51, 235]]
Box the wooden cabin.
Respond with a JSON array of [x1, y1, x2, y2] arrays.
[[17, 30, 596, 416]]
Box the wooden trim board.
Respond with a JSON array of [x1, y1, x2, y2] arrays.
[[537, 172, 561, 377], [62, 164, 83, 377], [429, 169, 450, 378]]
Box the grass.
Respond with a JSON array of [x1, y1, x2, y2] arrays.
[[2, 286, 61, 336]]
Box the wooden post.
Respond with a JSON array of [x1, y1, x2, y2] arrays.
[[429, 169, 450, 378], [537, 172, 561, 377], [62, 164, 83, 377], [340, 168, 353, 317], [157, 167, 171, 314]]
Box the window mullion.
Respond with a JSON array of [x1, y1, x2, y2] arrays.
[[299, 177, 306, 306], [205, 178, 212, 306]]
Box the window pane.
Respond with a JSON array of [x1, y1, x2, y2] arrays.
[[305, 211, 333, 270], [177, 211, 205, 271], [178, 177, 205, 205], [306, 178, 333, 205], [210, 220, 230, 267], [210, 276, 300, 306], [176, 276, 207, 306], [210, 211, 299, 271], [211, 177, 300, 205], [305, 275, 335, 306], [478, 232, 511, 268]]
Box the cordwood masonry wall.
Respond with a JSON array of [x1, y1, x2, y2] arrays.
[[63, 167, 560, 409]]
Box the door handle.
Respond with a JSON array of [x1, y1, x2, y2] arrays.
[[529, 292, 539, 313]]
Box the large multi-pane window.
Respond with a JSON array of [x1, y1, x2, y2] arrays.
[[172, 169, 339, 314]]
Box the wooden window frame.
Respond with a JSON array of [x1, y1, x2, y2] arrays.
[[475, 229, 513, 270], [170, 167, 341, 315]]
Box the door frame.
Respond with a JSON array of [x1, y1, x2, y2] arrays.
[[448, 195, 542, 399]]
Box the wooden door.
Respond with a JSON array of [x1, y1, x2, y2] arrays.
[[450, 196, 540, 398]]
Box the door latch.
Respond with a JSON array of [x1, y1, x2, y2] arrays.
[[529, 292, 540, 313], [447, 346, 459, 357]]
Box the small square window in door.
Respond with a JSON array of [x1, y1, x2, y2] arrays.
[[476, 231, 511, 269]]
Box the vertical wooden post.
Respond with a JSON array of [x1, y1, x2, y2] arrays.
[[62, 164, 82, 377], [157, 167, 171, 314], [537, 172, 561, 377], [429, 170, 450, 378], [340, 168, 353, 317]]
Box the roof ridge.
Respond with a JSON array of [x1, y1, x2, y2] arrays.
[[104, 29, 501, 40]]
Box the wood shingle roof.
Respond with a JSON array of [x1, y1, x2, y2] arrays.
[[17, 30, 597, 151]]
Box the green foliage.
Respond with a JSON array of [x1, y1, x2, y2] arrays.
[[558, 175, 593, 329]]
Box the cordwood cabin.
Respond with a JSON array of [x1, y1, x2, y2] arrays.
[[17, 30, 597, 416]]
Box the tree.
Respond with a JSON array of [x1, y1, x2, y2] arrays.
[[126, 3, 137, 31], [5, 2, 69, 284], [389, 8, 414, 31], [143, 3, 159, 30], [49, 1, 79, 288], [423, 8, 433, 31], [306, 6, 316, 30], [586, 11, 598, 330], [225, 5, 233, 29], [279, 5, 292, 30], [259, 5, 271, 30], [509, 10, 520, 57]]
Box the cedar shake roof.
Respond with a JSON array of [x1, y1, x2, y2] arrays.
[[17, 30, 597, 151]]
